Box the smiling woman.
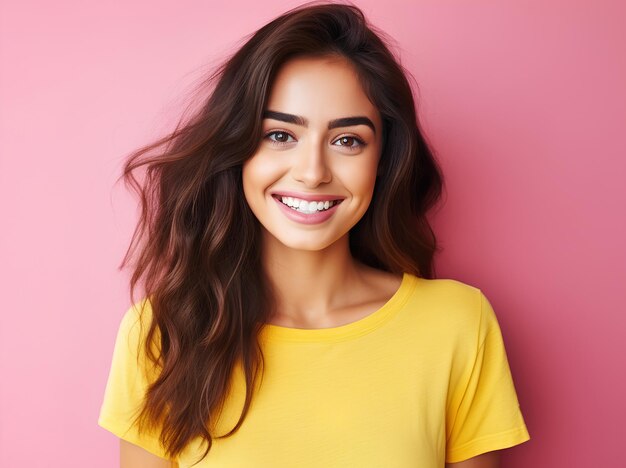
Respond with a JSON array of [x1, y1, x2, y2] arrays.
[[97, 2, 530, 467], [242, 54, 383, 250]]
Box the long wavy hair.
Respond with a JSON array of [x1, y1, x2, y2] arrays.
[[117, 0, 444, 464]]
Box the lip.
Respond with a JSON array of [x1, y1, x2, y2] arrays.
[[270, 190, 345, 202], [272, 195, 342, 225]]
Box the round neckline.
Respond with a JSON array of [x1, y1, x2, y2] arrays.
[[260, 272, 418, 343]]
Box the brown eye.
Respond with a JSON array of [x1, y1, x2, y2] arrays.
[[334, 135, 365, 150], [265, 131, 295, 145]]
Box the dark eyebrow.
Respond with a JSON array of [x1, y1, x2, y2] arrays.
[[262, 110, 376, 135]]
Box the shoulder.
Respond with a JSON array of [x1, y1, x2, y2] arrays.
[[409, 275, 483, 318], [122, 296, 154, 325], [120, 297, 160, 333], [412, 276, 481, 299], [115, 297, 161, 361], [404, 275, 493, 345]]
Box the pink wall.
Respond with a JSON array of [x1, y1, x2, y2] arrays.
[[1, 1, 624, 466]]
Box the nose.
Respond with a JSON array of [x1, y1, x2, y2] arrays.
[[291, 138, 332, 187]]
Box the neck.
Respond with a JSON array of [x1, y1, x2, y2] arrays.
[[261, 231, 365, 326]]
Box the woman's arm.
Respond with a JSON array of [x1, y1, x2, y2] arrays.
[[445, 450, 501, 468], [120, 439, 176, 468]]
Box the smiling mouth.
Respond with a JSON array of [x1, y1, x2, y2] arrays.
[[271, 194, 344, 213]]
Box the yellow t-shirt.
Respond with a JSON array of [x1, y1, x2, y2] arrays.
[[98, 272, 530, 466]]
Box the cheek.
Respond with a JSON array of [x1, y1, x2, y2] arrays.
[[338, 159, 378, 197], [242, 154, 279, 205], [244, 153, 278, 183], [242, 157, 263, 189], [241, 161, 259, 208]]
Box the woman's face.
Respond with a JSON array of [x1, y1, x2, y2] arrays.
[[242, 55, 383, 251]]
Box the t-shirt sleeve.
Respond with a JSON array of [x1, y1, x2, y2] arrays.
[[97, 300, 172, 460], [445, 291, 531, 463]]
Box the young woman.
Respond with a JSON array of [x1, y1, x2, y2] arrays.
[[98, 2, 531, 467]]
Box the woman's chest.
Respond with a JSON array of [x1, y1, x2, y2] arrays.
[[177, 340, 452, 468]]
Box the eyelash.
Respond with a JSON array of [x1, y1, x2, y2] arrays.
[[263, 130, 366, 151]]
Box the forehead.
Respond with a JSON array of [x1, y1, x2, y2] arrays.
[[265, 56, 380, 125]]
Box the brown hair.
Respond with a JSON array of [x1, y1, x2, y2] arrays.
[[117, 1, 444, 464]]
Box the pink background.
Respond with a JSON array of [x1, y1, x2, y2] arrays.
[[1, 1, 624, 467]]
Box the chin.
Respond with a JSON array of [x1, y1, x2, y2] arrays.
[[269, 232, 339, 251]]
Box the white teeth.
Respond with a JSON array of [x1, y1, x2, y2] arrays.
[[279, 196, 338, 213]]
